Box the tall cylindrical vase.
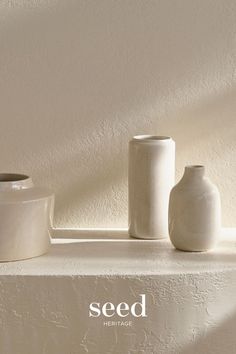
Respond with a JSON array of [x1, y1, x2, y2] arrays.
[[128, 135, 175, 239]]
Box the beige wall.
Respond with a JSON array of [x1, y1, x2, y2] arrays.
[[0, 0, 235, 228]]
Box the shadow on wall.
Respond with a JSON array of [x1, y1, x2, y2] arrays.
[[0, 1, 235, 227], [53, 85, 236, 227]]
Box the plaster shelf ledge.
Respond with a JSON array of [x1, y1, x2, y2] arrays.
[[0, 228, 235, 276], [1, 228, 236, 354]]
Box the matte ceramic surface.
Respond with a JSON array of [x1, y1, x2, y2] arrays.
[[0, 173, 54, 261], [169, 166, 221, 252], [128, 135, 175, 239]]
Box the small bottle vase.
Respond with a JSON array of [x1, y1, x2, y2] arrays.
[[168, 165, 221, 252]]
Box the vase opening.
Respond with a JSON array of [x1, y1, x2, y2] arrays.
[[186, 165, 204, 169], [184, 165, 205, 178], [133, 135, 171, 141], [0, 173, 29, 182]]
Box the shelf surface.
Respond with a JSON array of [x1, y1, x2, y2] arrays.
[[0, 228, 235, 276]]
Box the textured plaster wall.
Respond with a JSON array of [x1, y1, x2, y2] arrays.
[[0, 0, 236, 228]]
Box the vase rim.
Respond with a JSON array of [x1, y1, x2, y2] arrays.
[[132, 135, 172, 142], [184, 165, 205, 179], [0, 173, 33, 191]]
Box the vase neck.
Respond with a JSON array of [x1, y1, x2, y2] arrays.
[[0, 174, 34, 191], [182, 165, 205, 181]]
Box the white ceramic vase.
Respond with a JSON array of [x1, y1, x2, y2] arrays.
[[128, 135, 175, 239], [168, 165, 221, 252], [0, 173, 54, 261]]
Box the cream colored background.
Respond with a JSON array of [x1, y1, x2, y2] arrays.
[[0, 0, 235, 228]]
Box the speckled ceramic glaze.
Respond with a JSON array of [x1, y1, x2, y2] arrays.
[[129, 135, 175, 239], [169, 165, 221, 252], [0, 173, 54, 261]]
